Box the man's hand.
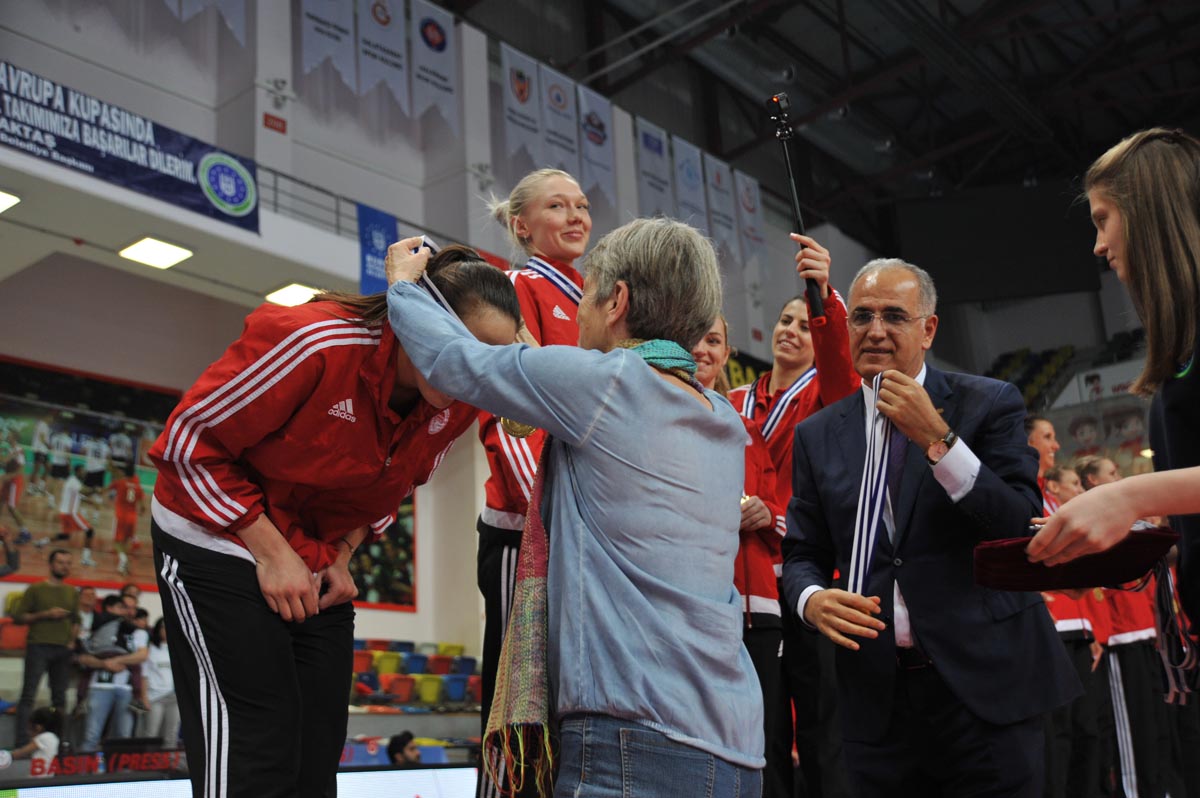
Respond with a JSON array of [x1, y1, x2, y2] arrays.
[[804, 589, 885, 651], [875, 370, 947, 451], [790, 234, 832, 299], [739, 496, 773, 533]]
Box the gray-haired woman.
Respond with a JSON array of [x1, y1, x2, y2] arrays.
[[386, 218, 763, 797]]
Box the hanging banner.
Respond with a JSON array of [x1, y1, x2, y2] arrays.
[[0, 62, 260, 233], [214, 0, 247, 46], [410, 0, 460, 135], [180, 0, 206, 21], [358, 203, 399, 295], [301, 0, 357, 91], [734, 169, 768, 265], [500, 43, 542, 163], [671, 135, 707, 234], [704, 153, 741, 264], [539, 64, 579, 177], [356, 0, 409, 112], [162, 0, 182, 18], [577, 85, 615, 207], [635, 117, 672, 218], [735, 169, 769, 333]]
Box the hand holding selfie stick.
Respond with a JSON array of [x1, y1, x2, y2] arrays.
[[766, 93, 826, 326]]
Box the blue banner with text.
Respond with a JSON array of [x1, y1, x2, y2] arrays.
[[0, 62, 259, 233]]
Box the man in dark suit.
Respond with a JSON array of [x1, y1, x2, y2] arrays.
[[782, 259, 1080, 796]]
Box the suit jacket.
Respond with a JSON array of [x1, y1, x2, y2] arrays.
[[781, 366, 1081, 743]]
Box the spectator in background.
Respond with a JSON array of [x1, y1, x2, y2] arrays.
[[140, 618, 179, 747], [47, 427, 73, 501], [75, 585, 97, 644], [7, 706, 62, 778], [13, 549, 78, 746], [387, 731, 421, 767], [1026, 416, 1061, 486], [78, 598, 150, 751]]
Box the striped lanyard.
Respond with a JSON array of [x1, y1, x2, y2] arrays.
[[526, 256, 582, 306], [847, 373, 895, 597], [742, 368, 817, 441], [410, 235, 463, 323]]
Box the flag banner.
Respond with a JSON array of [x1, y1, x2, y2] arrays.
[[703, 152, 741, 265], [356, 0, 409, 112], [301, 0, 357, 91], [635, 116, 672, 218], [409, 0, 460, 134], [500, 43, 542, 162], [671, 135, 707, 235], [735, 169, 769, 329], [577, 85, 615, 207], [538, 63, 579, 176], [0, 61, 260, 233], [358, 202, 399, 295]]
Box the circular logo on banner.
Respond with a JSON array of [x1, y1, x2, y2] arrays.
[[582, 111, 607, 145], [420, 18, 447, 51], [547, 84, 568, 110], [198, 153, 257, 218], [371, 1, 391, 26]]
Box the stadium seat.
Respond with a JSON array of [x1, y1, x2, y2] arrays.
[[0, 618, 28, 651], [365, 639, 390, 651], [352, 639, 367, 650], [426, 654, 453, 674], [443, 674, 468, 702], [417, 745, 449, 764], [414, 674, 443, 703], [403, 653, 428, 674], [388, 640, 415, 653], [374, 651, 402, 675], [4, 591, 24, 617], [467, 674, 483, 703], [379, 673, 415, 703], [437, 642, 465, 656], [355, 671, 380, 692], [453, 655, 478, 675], [352, 650, 374, 673], [416, 642, 439, 656]]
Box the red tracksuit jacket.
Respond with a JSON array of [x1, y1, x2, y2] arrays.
[[728, 290, 860, 514], [737, 418, 786, 622], [477, 256, 582, 531], [150, 300, 476, 572]]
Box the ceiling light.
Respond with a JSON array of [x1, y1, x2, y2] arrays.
[[266, 283, 321, 306], [119, 237, 193, 269], [0, 190, 20, 214]]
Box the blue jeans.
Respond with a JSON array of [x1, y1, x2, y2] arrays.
[[555, 714, 762, 798], [83, 686, 133, 751]]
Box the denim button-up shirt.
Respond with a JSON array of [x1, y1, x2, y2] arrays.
[[389, 281, 766, 769]]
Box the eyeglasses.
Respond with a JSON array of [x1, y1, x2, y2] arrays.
[[849, 309, 929, 330]]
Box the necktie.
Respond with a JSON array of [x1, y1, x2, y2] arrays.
[[887, 425, 907, 506]]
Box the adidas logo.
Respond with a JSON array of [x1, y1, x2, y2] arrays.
[[552, 305, 570, 321], [328, 398, 357, 422]]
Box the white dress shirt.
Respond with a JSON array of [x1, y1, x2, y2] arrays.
[[797, 364, 981, 647]]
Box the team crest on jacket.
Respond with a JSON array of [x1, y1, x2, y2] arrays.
[[428, 409, 451, 435], [552, 305, 570, 321]]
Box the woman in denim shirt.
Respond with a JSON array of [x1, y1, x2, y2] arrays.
[[387, 218, 764, 797]]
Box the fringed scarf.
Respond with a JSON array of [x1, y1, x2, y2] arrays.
[[483, 441, 555, 797]]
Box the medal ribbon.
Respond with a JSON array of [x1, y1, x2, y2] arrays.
[[847, 373, 894, 597]]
